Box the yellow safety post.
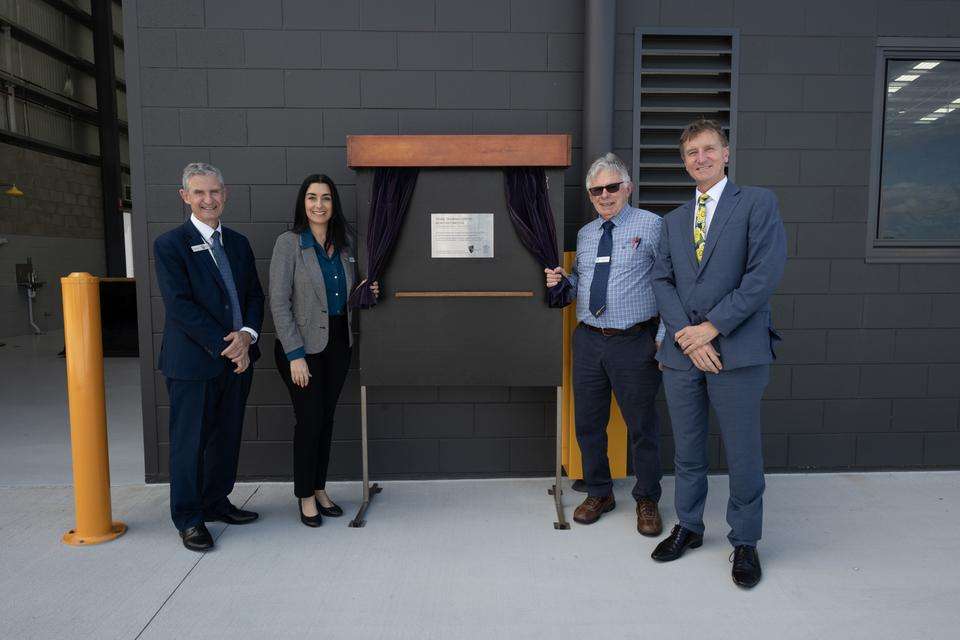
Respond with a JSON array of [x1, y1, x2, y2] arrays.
[[560, 252, 629, 480], [61, 272, 126, 546]]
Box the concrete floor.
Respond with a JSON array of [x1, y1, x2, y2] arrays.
[[1, 333, 959, 639], [1, 474, 959, 639], [0, 331, 144, 486]]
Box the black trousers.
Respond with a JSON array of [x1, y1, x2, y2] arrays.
[[166, 365, 253, 531], [572, 321, 663, 501], [274, 315, 351, 498]]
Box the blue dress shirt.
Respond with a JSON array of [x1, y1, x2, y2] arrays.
[[566, 205, 665, 341]]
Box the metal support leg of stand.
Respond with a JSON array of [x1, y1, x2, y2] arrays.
[[548, 386, 569, 530], [349, 385, 381, 527], [27, 290, 43, 335]]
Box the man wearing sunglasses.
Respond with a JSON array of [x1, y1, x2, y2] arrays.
[[545, 153, 666, 536], [650, 119, 786, 589]]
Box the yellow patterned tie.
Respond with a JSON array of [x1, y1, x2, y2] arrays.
[[694, 193, 709, 263]]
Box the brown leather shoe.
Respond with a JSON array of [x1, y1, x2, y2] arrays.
[[573, 495, 616, 525], [636, 498, 663, 536]]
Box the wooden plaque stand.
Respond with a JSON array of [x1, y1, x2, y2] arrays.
[[346, 134, 571, 530]]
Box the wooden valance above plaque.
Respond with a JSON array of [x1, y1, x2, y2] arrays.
[[346, 134, 571, 168]]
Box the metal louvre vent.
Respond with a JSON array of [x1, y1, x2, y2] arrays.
[[631, 30, 739, 215]]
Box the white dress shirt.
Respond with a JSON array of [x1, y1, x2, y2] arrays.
[[191, 214, 258, 343], [693, 175, 728, 238]]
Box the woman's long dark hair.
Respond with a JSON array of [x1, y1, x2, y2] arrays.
[[291, 173, 353, 251]]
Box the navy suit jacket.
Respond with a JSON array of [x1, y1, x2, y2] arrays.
[[154, 221, 265, 380], [652, 181, 787, 371]]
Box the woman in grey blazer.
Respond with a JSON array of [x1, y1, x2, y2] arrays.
[[269, 173, 377, 527]]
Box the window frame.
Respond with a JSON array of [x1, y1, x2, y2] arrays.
[[866, 37, 960, 263]]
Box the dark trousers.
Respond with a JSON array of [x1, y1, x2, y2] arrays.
[[166, 365, 253, 531], [275, 315, 352, 498], [572, 322, 663, 501], [662, 363, 769, 547]]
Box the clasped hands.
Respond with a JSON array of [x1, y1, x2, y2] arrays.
[[221, 330, 252, 373], [676, 321, 722, 374]]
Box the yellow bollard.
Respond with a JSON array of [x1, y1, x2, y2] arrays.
[[61, 272, 126, 546]]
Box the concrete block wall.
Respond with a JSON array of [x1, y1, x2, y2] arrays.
[[0, 142, 105, 337], [126, 0, 960, 481], [612, 0, 960, 470]]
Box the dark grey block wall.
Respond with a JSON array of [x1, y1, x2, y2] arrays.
[[125, 0, 960, 482]]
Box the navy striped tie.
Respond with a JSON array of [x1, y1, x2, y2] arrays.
[[210, 230, 242, 331]]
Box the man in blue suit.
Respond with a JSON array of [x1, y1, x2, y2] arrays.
[[154, 162, 265, 551], [650, 120, 786, 588]]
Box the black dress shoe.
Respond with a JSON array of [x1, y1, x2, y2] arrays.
[[299, 498, 323, 527], [204, 505, 259, 525], [651, 524, 703, 562], [179, 523, 214, 552], [317, 500, 343, 517], [731, 545, 762, 588]]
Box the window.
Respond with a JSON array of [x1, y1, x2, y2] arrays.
[[631, 29, 739, 215], [867, 38, 960, 262]]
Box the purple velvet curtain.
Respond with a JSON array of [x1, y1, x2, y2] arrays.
[[504, 167, 572, 308], [348, 167, 419, 310]]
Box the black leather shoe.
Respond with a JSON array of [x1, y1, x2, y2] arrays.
[[651, 524, 703, 562], [179, 523, 214, 552], [299, 498, 323, 528], [317, 500, 343, 518], [731, 545, 762, 588], [204, 504, 259, 525]]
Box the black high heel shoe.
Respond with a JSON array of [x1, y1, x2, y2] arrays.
[[298, 498, 323, 527]]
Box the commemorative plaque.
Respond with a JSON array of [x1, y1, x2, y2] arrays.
[[430, 213, 494, 258]]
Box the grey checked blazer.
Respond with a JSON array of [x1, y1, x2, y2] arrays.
[[269, 230, 356, 357]]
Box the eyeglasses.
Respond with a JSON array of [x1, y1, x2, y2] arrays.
[[587, 182, 623, 197]]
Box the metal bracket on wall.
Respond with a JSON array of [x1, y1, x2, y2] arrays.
[[548, 386, 570, 530], [349, 385, 382, 528], [16, 257, 45, 335]]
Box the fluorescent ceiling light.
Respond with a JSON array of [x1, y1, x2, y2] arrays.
[[953, 98, 960, 104], [915, 120, 932, 124], [887, 86, 902, 93], [920, 116, 940, 121], [913, 61, 941, 70], [895, 74, 920, 82], [935, 107, 954, 113]]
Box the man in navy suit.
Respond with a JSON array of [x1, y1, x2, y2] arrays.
[[650, 120, 786, 588], [154, 162, 265, 551]]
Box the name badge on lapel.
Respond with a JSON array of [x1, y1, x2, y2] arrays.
[[348, 256, 356, 263], [191, 243, 209, 253]]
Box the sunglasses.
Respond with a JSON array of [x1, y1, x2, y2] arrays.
[[587, 182, 623, 197]]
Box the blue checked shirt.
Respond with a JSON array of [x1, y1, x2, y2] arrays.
[[567, 205, 666, 341]]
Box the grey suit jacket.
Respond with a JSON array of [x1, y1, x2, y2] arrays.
[[652, 181, 787, 371], [269, 230, 355, 357]]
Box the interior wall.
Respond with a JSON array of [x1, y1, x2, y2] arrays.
[[0, 142, 105, 337]]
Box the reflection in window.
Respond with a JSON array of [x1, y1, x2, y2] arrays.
[[879, 59, 960, 241]]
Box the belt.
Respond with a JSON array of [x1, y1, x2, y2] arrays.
[[580, 316, 658, 337]]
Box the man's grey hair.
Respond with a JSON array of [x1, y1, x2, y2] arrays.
[[585, 152, 631, 187], [181, 162, 224, 190]]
